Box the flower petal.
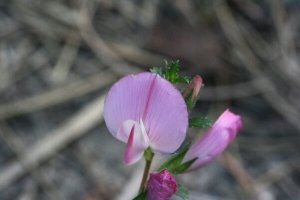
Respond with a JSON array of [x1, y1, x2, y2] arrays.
[[104, 72, 188, 154], [142, 74, 188, 154], [123, 122, 150, 165], [183, 109, 242, 172], [139, 119, 149, 146], [117, 120, 139, 142], [104, 73, 153, 139]]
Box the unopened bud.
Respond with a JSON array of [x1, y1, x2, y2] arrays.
[[146, 169, 177, 200], [183, 75, 202, 111]]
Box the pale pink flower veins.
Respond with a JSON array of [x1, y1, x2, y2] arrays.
[[104, 72, 188, 165]]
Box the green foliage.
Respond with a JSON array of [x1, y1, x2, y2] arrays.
[[174, 183, 189, 199], [158, 144, 197, 174], [150, 67, 163, 77], [177, 76, 190, 84], [150, 60, 190, 85], [132, 190, 147, 200], [171, 158, 197, 174], [184, 89, 195, 112], [158, 145, 188, 172], [189, 117, 212, 128], [164, 60, 179, 84]]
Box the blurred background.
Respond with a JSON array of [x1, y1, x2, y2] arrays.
[[0, 0, 300, 199]]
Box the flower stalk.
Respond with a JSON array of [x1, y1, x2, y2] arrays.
[[139, 152, 154, 193]]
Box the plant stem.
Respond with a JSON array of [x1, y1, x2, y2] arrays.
[[138, 152, 154, 193]]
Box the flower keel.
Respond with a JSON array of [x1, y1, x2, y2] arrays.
[[121, 120, 150, 165]]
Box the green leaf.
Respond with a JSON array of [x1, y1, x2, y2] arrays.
[[177, 76, 190, 84], [170, 158, 197, 174], [165, 60, 179, 84], [151, 60, 190, 86], [150, 67, 163, 77], [189, 117, 212, 128], [132, 190, 147, 200], [158, 144, 190, 173], [174, 183, 189, 199]]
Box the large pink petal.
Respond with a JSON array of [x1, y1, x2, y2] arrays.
[[104, 72, 188, 154], [104, 72, 158, 139], [143, 74, 188, 154], [183, 109, 242, 172]]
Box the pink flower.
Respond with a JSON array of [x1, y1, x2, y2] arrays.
[[146, 169, 178, 200], [104, 72, 188, 165], [183, 109, 242, 172]]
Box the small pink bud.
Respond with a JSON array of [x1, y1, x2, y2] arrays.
[[183, 75, 202, 101], [146, 169, 177, 200]]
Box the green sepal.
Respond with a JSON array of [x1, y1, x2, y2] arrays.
[[143, 147, 153, 161], [174, 183, 189, 199], [158, 145, 189, 172], [150, 67, 163, 77], [183, 89, 195, 111], [189, 117, 212, 128], [132, 190, 147, 200], [182, 83, 204, 112], [171, 158, 197, 174], [158, 144, 197, 174]]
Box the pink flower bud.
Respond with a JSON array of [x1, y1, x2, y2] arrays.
[[146, 169, 177, 200], [183, 75, 202, 101], [183, 109, 242, 172]]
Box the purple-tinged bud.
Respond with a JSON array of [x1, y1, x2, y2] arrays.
[[146, 169, 177, 200]]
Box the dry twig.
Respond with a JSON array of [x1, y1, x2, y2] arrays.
[[0, 94, 106, 191]]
